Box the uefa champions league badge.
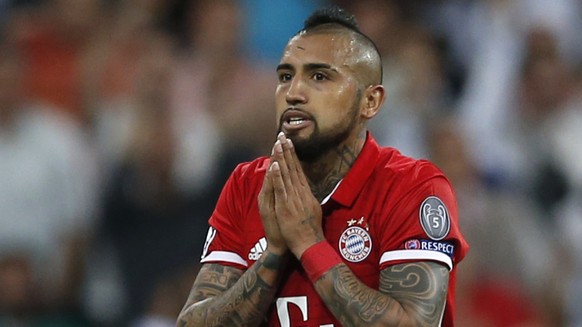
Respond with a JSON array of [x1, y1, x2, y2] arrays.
[[404, 239, 421, 250], [419, 196, 451, 241], [339, 217, 372, 262]]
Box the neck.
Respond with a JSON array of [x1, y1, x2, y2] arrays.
[[302, 130, 367, 202]]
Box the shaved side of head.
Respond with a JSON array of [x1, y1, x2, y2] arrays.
[[294, 6, 383, 87]]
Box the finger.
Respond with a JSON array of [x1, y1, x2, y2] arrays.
[[260, 160, 274, 201], [286, 138, 310, 188], [263, 136, 283, 201], [258, 166, 275, 222], [273, 138, 294, 193], [278, 133, 301, 194], [270, 161, 287, 202], [269, 137, 277, 159]]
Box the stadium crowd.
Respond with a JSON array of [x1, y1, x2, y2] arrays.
[[0, 0, 581, 326]]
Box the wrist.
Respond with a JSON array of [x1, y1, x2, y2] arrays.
[[261, 250, 287, 270], [256, 249, 289, 287], [289, 233, 325, 259], [266, 244, 288, 257], [299, 241, 343, 284]]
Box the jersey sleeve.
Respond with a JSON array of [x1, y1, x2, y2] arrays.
[[200, 164, 248, 269], [377, 173, 468, 271]]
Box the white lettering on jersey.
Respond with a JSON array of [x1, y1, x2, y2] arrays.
[[276, 296, 308, 327], [275, 296, 335, 327]]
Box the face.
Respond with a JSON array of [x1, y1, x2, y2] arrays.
[[275, 32, 364, 162]]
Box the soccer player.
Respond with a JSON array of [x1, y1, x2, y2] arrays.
[[177, 6, 468, 327]]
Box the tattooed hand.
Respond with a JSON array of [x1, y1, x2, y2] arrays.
[[270, 132, 324, 259]]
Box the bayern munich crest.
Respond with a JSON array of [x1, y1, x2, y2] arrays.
[[338, 226, 372, 262]]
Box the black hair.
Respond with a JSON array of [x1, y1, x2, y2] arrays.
[[299, 6, 383, 85], [303, 6, 361, 33]]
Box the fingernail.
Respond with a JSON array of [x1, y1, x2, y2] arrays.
[[278, 132, 287, 144], [288, 138, 293, 148], [272, 161, 280, 171]]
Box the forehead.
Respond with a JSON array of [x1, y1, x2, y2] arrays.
[[280, 32, 357, 68]]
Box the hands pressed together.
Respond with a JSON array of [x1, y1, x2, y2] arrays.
[[258, 132, 324, 259]]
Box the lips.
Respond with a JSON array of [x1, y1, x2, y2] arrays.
[[280, 109, 314, 133]]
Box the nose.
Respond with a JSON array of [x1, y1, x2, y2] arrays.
[[285, 76, 307, 106]]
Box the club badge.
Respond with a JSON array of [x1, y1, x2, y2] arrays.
[[419, 196, 451, 241], [339, 218, 372, 262]]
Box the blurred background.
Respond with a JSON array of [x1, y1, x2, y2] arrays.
[[0, 0, 580, 326]]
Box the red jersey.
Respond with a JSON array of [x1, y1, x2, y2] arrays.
[[201, 134, 469, 326]]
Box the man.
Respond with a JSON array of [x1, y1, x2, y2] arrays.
[[178, 6, 468, 327]]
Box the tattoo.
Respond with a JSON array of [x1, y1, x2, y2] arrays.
[[262, 252, 284, 270], [178, 257, 284, 327], [315, 262, 449, 326], [379, 262, 449, 325], [310, 144, 359, 201], [335, 144, 358, 173], [187, 264, 242, 304], [302, 128, 367, 202]]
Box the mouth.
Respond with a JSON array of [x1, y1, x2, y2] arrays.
[[280, 109, 314, 134], [289, 116, 305, 124]]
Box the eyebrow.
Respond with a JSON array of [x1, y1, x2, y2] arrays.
[[276, 63, 339, 73]]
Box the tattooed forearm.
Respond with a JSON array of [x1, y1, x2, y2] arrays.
[[316, 264, 392, 326], [314, 262, 449, 327], [178, 252, 286, 327], [379, 262, 449, 325], [186, 264, 242, 304]]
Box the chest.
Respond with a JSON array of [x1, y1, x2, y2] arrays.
[[242, 202, 384, 288]]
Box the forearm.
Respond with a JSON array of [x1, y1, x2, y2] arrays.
[[315, 264, 412, 327], [177, 250, 286, 327], [301, 243, 448, 327]]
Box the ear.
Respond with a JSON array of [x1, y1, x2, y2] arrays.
[[360, 84, 385, 119]]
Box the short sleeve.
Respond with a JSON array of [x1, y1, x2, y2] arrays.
[[200, 165, 248, 269], [377, 175, 469, 271]]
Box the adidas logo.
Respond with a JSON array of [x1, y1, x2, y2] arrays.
[[248, 237, 267, 261]]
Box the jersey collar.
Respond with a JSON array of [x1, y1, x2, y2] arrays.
[[327, 132, 380, 207]]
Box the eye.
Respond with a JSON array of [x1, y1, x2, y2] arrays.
[[312, 72, 327, 81], [278, 72, 292, 82]]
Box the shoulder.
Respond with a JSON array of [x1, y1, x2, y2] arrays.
[[376, 146, 447, 187], [230, 156, 270, 184]]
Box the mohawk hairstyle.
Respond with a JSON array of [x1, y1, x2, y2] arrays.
[[302, 6, 360, 33], [298, 6, 384, 85]]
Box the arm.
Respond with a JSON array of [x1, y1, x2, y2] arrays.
[[179, 141, 290, 326], [177, 249, 287, 327], [270, 133, 449, 326], [315, 260, 449, 326]]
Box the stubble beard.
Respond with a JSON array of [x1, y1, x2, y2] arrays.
[[278, 94, 362, 163]]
